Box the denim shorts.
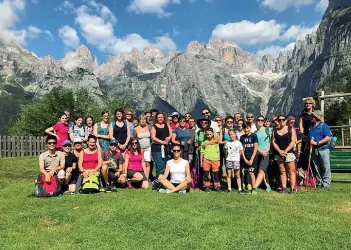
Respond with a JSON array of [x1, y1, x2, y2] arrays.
[[226, 160, 240, 170]]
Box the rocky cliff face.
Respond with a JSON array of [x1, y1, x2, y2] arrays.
[[1, 1, 350, 118], [268, 0, 351, 115]]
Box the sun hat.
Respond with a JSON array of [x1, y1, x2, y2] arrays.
[[171, 112, 180, 117], [311, 110, 323, 121], [73, 138, 83, 144], [197, 118, 211, 128]]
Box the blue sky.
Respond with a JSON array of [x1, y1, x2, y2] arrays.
[[0, 0, 328, 64]]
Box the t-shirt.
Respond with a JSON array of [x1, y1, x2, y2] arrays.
[[64, 152, 77, 169], [52, 122, 69, 148], [250, 124, 257, 133], [309, 122, 332, 150], [173, 127, 191, 152], [69, 125, 85, 140], [170, 122, 179, 130], [203, 140, 220, 161], [103, 150, 124, 169], [195, 130, 207, 153], [224, 140, 243, 162], [240, 133, 258, 159], [39, 150, 65, 171], [84, 126, 93, 137], [255, 127, 272, 153]]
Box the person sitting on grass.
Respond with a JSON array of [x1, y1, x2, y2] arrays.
[[202, 127, 221, 192], [73, 138, 83, 158], [122, 139, 149, 189], [240, 122, 258, 194], [158, 144, 192, 193], [77, 135, 102, 186], [101, 139, 125, 192], [62, 140, 79, 193], [39, 135, 65, 183], [224, 129, 244, 193]]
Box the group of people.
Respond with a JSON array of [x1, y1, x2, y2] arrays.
[[38, 96, 333, 195]]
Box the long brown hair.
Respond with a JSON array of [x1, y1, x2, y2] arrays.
[[153, 112, 167, 125], [128, 139, 142, 154]]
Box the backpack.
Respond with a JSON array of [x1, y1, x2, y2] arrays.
[[191, 149, 202, 188], [81, 174, 100, 194], [319, 122, 337, 150], [104, 150, 122, 168], [34, 174, 62, 197]]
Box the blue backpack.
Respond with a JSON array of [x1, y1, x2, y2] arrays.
[[319, 123, 337, 150]]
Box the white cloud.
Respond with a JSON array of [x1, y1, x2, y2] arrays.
[[127, 0, 180, 18], [27, 26, 54, 41], [260, 0, 315, 11], [281, 24, 319, 41], [316, 0, 328, 13], [75, 1, 176, 55], [155, 34, 177, 51], [212, 20, 284, 45], [256, 42, 295, 61], [56, 1, 75, 14], [59, 25, 80, 49], [0, 0, 27, 45]]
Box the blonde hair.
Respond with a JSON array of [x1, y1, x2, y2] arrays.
[[304, 97, 316, 107]]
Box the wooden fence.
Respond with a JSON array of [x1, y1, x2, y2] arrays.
[[0, 136, 46, 158]]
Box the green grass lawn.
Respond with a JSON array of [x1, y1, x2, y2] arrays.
[[1, 157, 351, 250]]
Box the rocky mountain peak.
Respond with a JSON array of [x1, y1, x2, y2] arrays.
[[143, 45, 163, 59], [327, 0, 351, 12], [60, 45, 97, 72]]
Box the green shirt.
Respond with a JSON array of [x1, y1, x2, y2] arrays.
[[195, 130, 207, 153], [203, 140, 220, 161]]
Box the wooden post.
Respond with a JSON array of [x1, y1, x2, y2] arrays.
[[341, 128, 345, 146], [7, 136, 11, 157], [29, 136, 33, 156], [36, 137, 40, 156], [16, 136, 20, 157], [20, 136, 24, 157], [2, 136, 7, 157], [321, 90, 325, 116], [24, 136, 28, 157]]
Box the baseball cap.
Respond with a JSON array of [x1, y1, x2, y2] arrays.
[[110, 139, 118, 145], [73, 138, 83, 144], [287, 116, 295, 122], [62, 140, 72, 146], [171, 112, 180, 117]]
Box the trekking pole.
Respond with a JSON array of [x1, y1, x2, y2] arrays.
[[305, 138, 314, 190]]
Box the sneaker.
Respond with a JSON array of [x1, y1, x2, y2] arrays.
[[204, 187, 210, 193], [179, 190, 187, 194], [127, 181, 134, 189], [165, 189, 172, 193], [152, 180, 160, 189], [291, 188, 298, 194], [247, 184, 252, 191], [228, 189, 232, 193], [279, 188, 287, 193], [215, 187, 223, 193], [105, 184, 112, 193], [251, 189, 258, 195], [100, 187, 106, 192], [238, 189, 244, 194], [266, 185, 272, 192], [242, 184, 246, 190], [158, 188, 166, 193]]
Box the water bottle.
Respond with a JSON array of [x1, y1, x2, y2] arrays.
[[34, 179, 42, 196], [161, 145, 165, 158]]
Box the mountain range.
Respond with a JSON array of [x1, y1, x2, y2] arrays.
[[0, 0, 350, 121]]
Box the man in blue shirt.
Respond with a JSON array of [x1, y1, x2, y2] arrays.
[[308, 110, 332, 188]]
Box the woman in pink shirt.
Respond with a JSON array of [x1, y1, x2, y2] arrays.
[[121, 139, 149, 189], [45, 113, 69, 150]]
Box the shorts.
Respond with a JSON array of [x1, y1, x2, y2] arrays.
[[127, 170, 148, 181], [275, 153, 296, 163], [143, 147, 152, 162], [257, 155, 269, 172], [108, 168, 119, 181], [226, 160, 240, 170], [242, 157, 257, 173]]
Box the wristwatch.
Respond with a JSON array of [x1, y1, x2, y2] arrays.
[[317, 141, 320, 146]]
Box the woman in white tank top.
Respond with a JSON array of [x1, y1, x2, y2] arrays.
[[158, 144, 192, 193]]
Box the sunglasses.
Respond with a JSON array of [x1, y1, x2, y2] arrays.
[[201, 121, 208, 124], [179, 120, 186, 123], [257, 119, 265, 122], [305, 103, 313, 105], [47, 142, 56, 145], [185, 115, 191, 118], [126, 113, 132, 116], [226, 121, 233, 123], [247, 116, 254, 119], [172, 116, 179, 118], [173, 150, 181, 153], [278, 118, 286, 122], [215, 119, 222, 122], [132, 142, 138, 145], [110, 144, 117, 147], [202, 112, 210, 115], [63, 144, 71, 147]]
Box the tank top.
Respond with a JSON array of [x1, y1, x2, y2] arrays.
[[113, 121, 127, 144], [151, 124, 169, 151], [274, 128, 293, 154], [222, 128, 230, 142], [82, 150, 98, 170], [168, 159, 187, 184], [301, 111, 313, 135], [128, 152, 143, 172], [97, 123, 110, 152], [137, 130, 151, 149]]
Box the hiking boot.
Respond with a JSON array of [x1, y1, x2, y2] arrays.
[[251, 189, 258, 195], [242, 184, 246, 190], [247, 184, 252, 191], [179, 190, 187, 194], [204, 187, 210, 193], [215, 187, 223, 193], [279, 188, 287, 193], [238, 189, 244, 194], [266, 185, 272, 192], [228, 189, 232, 193], [105, 184, 112, 193], [158, 188, 166, 193]]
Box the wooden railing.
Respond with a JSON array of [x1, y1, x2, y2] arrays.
[[0, 136, 46, 158]]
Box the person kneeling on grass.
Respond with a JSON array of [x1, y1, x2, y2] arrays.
[[101, 139, 125, 192], [158, 144, 192, 193], [202, 127, 222, 192], [39, 135, 65, 183], [77, 135, 102, 192], [62, 140, 79, 193], [240, 122, 258, 194], [122, 139, 149, 189], [224, 129, 244, 193]]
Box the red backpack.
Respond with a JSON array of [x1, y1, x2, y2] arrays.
[[34, 174, 62, 197]]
